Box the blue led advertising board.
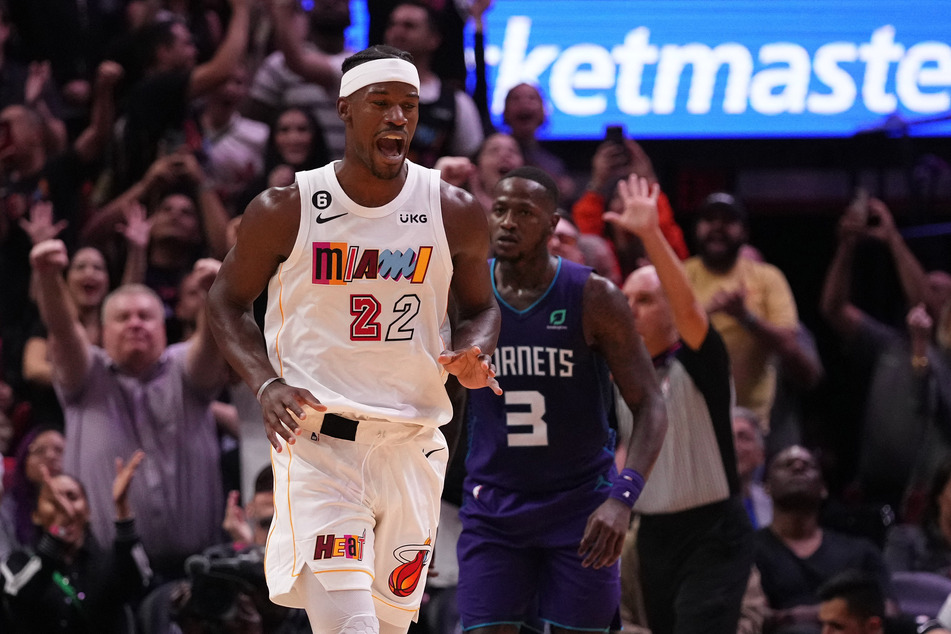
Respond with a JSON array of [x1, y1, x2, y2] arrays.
[[345, 0, 951, 140], [480, 0, 951, 139]]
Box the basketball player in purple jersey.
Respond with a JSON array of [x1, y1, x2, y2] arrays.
[[458, 166, 668, 633]]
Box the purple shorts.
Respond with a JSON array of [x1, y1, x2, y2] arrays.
[[456, 480, 620, 631]]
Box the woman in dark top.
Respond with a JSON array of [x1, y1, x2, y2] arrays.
[[1, 451, 151, 633]]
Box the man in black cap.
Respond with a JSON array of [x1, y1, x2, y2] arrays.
[[683, 192, 803, 432]]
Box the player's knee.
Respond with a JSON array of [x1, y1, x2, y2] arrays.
[[339, 614, 380, 634]]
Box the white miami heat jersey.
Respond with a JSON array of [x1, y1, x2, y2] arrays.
[[264, 161, 454, 427]]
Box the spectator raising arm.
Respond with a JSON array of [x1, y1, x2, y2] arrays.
[[29, 239, 91, 396], [74, 61, 124, 164], [183, 258, 230, 394], [606, 176, 708, 349], [820, 198, 873, 337], [267, 0, 341, 91], [822, 195, 932, 338], [188, 0, 252, 99]]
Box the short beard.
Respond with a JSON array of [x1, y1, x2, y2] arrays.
[[701, 242, 742, 272], [369, 161, 405, 182]]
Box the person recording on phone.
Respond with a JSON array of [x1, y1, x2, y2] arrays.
[[820, 193, 951, 522], [572, 125, 688, 276]]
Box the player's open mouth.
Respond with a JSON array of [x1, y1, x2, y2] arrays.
[[377, 134, 405, 160]]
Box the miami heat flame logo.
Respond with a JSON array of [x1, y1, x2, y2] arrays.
[[387, 538, 432, 597]]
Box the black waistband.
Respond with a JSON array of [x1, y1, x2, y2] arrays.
[[320, 413, 359, 441]]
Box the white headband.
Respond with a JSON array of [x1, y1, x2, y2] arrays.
[[339, 58, 420, 98]]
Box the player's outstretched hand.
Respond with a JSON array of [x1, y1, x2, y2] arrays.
[[578, 498, 630, 569], [438, 346, 502, 395], [259, 381, 326, 452]]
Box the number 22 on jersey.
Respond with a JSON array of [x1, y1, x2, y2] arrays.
[[349, 294, 421, 341]]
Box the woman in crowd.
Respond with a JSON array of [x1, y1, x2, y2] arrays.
[[1, 450, 151, 633], [235, 105, 329, 213], [0, 426, 65, 561]]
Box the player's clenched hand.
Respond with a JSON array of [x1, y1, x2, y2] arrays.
[[259, 381, 325, 452], [578, 498, 630, 569], [438, 346, 502, 395]]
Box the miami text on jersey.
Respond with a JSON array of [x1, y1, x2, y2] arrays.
[[312, 242, 433, 285]]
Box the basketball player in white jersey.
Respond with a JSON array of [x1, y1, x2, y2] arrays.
[[207, 45, 501, 634]]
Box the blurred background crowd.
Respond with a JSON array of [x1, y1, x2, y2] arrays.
[[0, 0, 949, 632]]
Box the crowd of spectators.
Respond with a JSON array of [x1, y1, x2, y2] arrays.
[[0, 0, 949, 633]]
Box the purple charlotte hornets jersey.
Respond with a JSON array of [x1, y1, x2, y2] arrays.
[[466, 258, 615, 494]]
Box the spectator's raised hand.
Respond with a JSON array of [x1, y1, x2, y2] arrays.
[[625, 139, 657, 182], [434, 156, 475, 188], [605, 175, 660, 238], [838, 189, 870, 240], [29, 238, 70, 274], [113, 450, 145, 521], [95, 60, 124, 90], [865, 198, 897, 242], [589, 141, 630, 192], [907, 302, 933, 345], [143, 154, 181, 189], [62, 80, 91, 106], [192, 258, 222, 293], [267, 164, 296, 189], [469, 0, 493, 22], [19, 200, 68, 245], [171, 151, 206, 185], [25, 60, 52, 107], [222, 490, 253, 544], [117, 201, 152, 250], [38, 464, 84, 545]]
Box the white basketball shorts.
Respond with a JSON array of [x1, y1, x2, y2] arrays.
[[265, 414, 448, 628]]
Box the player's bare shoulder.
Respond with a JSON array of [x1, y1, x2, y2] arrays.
[[247, 182, 302, 220], [238, 183, 303, 261], [582, 271, 635, 346], [439, 178, 490, 258]]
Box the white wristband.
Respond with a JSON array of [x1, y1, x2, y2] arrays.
[[256, 377, 286, 402]]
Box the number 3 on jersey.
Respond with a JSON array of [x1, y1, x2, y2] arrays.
[[350, 294, 420, 341], [505, 391, 549, 447]]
